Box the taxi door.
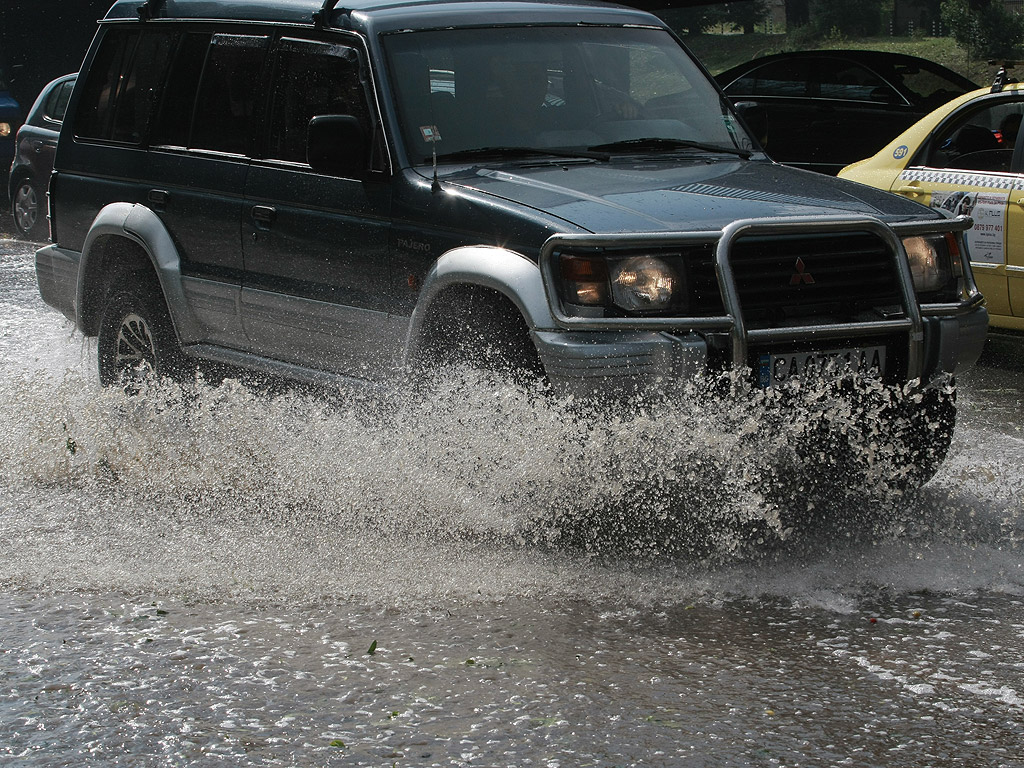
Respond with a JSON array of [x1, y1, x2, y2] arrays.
[[1007, 177, 1024, 329]]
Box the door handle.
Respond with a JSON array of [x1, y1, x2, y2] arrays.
[[251, 205, 276, 228], [148, 188, 169, 207], [894, 184, 924, 197]]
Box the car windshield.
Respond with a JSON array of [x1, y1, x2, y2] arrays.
[[383, 25, 750, 166]]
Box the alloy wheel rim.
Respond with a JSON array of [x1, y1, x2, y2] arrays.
[[14, 183, 38, 234], [114, 312, 156, 372]]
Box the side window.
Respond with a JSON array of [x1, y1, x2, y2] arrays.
[[266, 38, 370, 164], [927, 102, 1021, 172], [111, 31, 175, 143], [817, 61, 892, 103], [190, 34, 268, 154], [45, 80, 74, 123], [74, 28, 175, 143], [151, 32, 211, 147], [728, 60, 808, 98], [75, 29, 136, 140]]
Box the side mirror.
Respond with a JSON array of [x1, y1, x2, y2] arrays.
[[734, 101, 768, 149], [307, 114, 366, 177]]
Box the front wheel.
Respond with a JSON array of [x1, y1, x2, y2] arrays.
[[97, 278, 185, 388], [11, 178, 45, 241], [896, 384, 957, 489]]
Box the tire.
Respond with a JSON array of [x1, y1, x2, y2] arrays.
[[11, 178, 46, 241], [896, 385, 956, 488], [415, 288, 546, 388], [96, 276, 186, 388]]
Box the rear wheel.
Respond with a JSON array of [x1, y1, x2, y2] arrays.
[[12, 178, 45, 241], [97, 276, 186, 388]]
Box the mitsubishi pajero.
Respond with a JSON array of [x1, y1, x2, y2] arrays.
[[35, 0, 989, 483]]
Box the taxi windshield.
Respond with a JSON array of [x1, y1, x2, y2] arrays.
[[383, 25, 749, 165]]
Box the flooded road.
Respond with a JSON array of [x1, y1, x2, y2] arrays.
[[1, 235, 1022, 767]]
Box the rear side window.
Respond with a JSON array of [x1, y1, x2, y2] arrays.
[[150, 32, 211, 147], [75, 28, 175, 143], [189, 34, 268, 154], [45, 80, 75, 123]]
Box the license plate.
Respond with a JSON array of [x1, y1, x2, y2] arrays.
[[758, 346, 886, 387]]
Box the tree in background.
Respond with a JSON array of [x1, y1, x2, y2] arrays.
[[709, 0, 771, 33], [940, 0, 1024, 59], [664, 0, 769, 35], [785, 0, 810, 28], [809, 0, 886, 36]]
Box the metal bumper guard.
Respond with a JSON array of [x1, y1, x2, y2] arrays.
[[536, 215, 987, 394]]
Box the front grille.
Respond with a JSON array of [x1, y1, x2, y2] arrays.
[[727, 231, 903, 324]]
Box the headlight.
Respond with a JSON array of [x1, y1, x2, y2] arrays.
[[902, 234, 953, 294], [0, 122, 11, 138], [609, 256, 678, 311], [558, 253, 685, 314]]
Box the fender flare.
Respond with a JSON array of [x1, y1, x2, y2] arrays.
[[404, 245, 556, 362], [77, 202, 202, 343]]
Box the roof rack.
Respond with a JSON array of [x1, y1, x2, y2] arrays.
[[137, 0, 166, 21], [313, 0, 346, 28]]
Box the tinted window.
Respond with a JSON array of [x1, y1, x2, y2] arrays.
[[266, 38, 368, 164], [817, 60, 892, 102], [75, 28, 175, 143], [45, 80, 75, 123], [892, 62, 975, 107], [728, 60, 808, 98], [151, 32, 211, 147], [189, 34, 267, 154], [75, 29, 136, 139]]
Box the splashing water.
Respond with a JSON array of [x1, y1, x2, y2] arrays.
[[1, 359, 1002, 604]]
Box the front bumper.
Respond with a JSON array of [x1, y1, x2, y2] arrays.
[[534, 302, 987, 398], [535, 215, 988, 396], [532, 328, 708, 398]]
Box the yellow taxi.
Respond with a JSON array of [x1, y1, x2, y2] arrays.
[[839, 73, 1024, 331]]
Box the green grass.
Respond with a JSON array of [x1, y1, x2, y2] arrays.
[[683, 31, 996, 86]]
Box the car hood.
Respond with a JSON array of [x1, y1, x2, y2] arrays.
[[442, 158, 937, 234]]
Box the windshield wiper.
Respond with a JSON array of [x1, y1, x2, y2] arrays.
[[587, 137, 753, 159], [432, 146, 609, 163]]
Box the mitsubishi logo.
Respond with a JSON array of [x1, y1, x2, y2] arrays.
[[790, 257, 815, 286]]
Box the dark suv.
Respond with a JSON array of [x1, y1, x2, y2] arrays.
[[37, 0, 987, 480]]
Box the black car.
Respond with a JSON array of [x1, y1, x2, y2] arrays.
[[34, 0, 988, 487], [716, 51, 978, 175], [8, 73, 75, 239]]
